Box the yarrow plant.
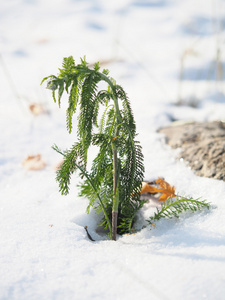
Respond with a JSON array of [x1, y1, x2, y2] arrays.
[[42, 56, 211, 241], [42, 56, 145, 240]]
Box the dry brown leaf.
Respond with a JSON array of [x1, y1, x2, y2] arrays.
[[29, 103, 46, 115], [22, 154, 46, 170], [140, 178, 176, 201], [36, 38, 49, 44], [140, 182, 159, 194]]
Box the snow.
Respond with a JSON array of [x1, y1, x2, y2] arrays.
[[1, 0, 225, 299]]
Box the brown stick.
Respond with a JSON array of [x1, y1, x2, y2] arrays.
[[84, 226, 95, 241]]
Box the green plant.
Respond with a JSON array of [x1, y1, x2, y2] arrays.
[[147, 196, 210, 226], [42, 56, 145, 240]]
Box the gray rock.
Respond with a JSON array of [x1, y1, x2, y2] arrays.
[[159, 121, 225, 181]]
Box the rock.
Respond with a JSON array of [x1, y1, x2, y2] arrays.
[[159, 121, 225, 181]]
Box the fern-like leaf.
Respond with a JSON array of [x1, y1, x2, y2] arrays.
[[147, 196, 211, 226]]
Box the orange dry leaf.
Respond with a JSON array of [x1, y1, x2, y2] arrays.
[[140, 182, 159, 194], [155, 178, 176, 201], [140, 178, 176, 201], [29, 103, 46, 115], [22, 154, 46, 170]]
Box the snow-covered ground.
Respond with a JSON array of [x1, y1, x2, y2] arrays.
[[1, 0, 225, 299]]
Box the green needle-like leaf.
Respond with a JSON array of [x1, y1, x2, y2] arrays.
[[147, 196, 211, 226]]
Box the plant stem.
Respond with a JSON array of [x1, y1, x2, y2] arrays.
[[112, 145, 119, 241], [96, 71, 122, 241], [112, 211, 118, 241], [112, 124, 119, 240]]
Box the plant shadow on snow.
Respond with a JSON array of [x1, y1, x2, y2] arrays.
[[202, 91, 225, 105], [85, 21, 106, 31], [151, 222, 225, 262], [174, 91, 225, 110], [142, 208, 225, 257], [23, 0, 37, 4], [13, 49, 28, 57], [179, 16, 225, 36], [180, 60, 225, 81], [131, 0, 169, 8], [160, 251, 225, 262]]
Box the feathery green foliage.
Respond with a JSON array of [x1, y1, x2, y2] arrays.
[[42, 56, 145, 240], [147, 196, 211, 226]]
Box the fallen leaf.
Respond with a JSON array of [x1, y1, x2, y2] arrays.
[[22, 154, 46, 170], [29, 103, 46, 115], [36, 38, 49, 44], [140, 178, 176, 201], [155, 178, 176, 201], [140, 182, 159, 194]]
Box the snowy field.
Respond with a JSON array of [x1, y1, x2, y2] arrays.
[[1, 0, 225, 299]]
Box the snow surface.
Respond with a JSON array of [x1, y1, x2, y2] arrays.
[[1, 0, 225, 299]]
